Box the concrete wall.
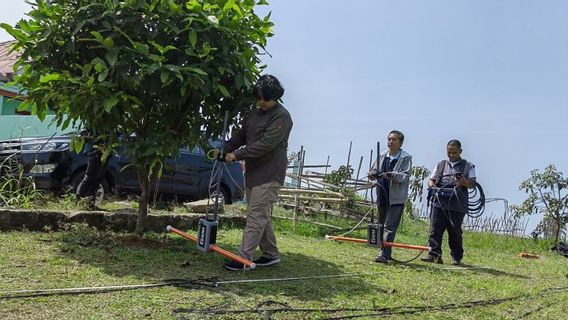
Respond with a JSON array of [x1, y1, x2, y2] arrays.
[[0, 115, 71, 140]]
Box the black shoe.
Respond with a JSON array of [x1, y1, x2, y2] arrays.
[[223, 261, 251, 271], [253, 256, 281, 267], [375, 256, 389, 264], [451, 259, 462, 266], [421, 255, 443, 264]]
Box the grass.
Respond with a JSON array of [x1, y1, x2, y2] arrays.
[[1, 205, 568, 319]]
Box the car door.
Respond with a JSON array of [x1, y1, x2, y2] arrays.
[[116, 148, 175, 195], [172, 147, 213, 200]]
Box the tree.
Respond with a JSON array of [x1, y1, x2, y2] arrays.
[[405, 165, 430, 218], [511, 164, 568, 244], [2, 0, 273, 235], [323, 165, 353, 192]]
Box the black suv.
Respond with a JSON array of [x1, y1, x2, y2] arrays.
[[0, 134, 245, 203]]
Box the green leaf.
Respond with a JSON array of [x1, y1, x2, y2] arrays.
[[90, 31, 104, 43], [0, 23, 26, 41], [16, 100, 30, 112], [133, 42, 149, 55], [217, 84, 230, 97], [160, 70, 170, 83], [103, 96, 119, 112], [187, 67, 207, 76], [189, 30, 197, 48], [92, 57, 107, 72], [39, 73, 62, 83], [147, 63, 160, 75], [105, 49, 118, 67], [98, 69, 109, 82], [223, 0, 235, 11], [103, 37, 114, 49]]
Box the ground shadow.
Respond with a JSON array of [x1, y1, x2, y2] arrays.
[[55, 229, 385, 303], [391, 260, 530, 279]]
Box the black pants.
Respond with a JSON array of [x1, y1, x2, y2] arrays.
[[427, 206, 466, 261], [76, 148, 108, 199]]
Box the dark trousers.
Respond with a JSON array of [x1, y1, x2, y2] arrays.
[[378, 204, 404, 259], [76, 148, 108, 199], [427, 206, 465, 261]]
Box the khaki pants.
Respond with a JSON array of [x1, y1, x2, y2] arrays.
[[239, 180, 281, 261]]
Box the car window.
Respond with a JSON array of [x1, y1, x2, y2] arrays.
[[180, 146, 204, 155]]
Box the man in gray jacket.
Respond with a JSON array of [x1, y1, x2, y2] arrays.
[[368, 130, 412, 264], [223, 75, 293, 271]]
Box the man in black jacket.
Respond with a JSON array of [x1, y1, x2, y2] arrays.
[[223, 75, 293, 271]]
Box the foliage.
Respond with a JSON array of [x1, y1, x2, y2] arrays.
[[405, 165, 430, 218], [323, 164, 353, 190], [0, 156, 39, 208], [511, 164, 568, 244], [1, 0, 273, 234]]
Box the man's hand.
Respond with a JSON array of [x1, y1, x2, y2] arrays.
[[455, 174, 471, 187], [381, 172, 392, 179], [225, 152, 237, 162], [367, 169, 378, 181]]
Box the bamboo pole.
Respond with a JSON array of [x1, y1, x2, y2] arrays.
[[294, 146, 304, 231], [342, 141, 352, 192], [279, 188, 345, 197], [272, 215, 343, 230], [325, 235, 431, 251], [278, 195, 348, 203], [365, 148, 373, 201]]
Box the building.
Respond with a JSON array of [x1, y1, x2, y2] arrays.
[[0, 40, 70, 139]]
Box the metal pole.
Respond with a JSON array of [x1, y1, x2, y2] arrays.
[[213, 110, 230, 221]]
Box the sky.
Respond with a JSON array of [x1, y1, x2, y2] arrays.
[[2, 1, 567, 230]]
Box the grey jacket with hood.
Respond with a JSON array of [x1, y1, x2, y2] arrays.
[[369, 149, 412, 205]]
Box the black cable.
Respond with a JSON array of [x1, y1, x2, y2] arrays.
[[428, 175, 486, 219], [172, 285, 568, 319]]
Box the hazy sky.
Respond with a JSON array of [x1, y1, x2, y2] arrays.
[[2, 1, 567, 230]]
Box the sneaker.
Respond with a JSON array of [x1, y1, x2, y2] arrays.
[[223, 261, 251, 271], [375, 256, 389, 264], [253, 256, 281, 267], [451, 259, 462, 266], [421, 255, 444, 264]]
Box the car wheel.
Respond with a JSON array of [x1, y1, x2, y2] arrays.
[[209, 186, 230, 205], [72, 170, 110, 204]]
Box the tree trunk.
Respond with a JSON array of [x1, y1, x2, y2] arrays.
[[554, 218, 561, 245], [135, 165, 151, 236]]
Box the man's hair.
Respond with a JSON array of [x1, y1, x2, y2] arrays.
[[389, 130, 405, 145], [254, 74, 284, 101], [447, 139, 462, 149]]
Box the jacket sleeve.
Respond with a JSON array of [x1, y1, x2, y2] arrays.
[[391, 155, 412, 184], [234, 112, 292, 160]]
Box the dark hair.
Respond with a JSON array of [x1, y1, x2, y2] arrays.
[[389, 130, 405, 145], [447, 139, 462, 149], [254, 74, 284, 101]]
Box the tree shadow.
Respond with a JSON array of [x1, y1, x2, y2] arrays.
[[54, 228, 386, 303], [391, 261, 530, 279]]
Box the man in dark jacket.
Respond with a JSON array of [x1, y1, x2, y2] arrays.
[[223, 75, 293, 271]]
